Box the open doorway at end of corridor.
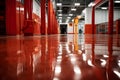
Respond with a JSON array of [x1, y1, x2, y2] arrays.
[[60, 24, 67, 34]]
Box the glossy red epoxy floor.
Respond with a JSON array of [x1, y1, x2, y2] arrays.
[[0, 34, 120, 80]]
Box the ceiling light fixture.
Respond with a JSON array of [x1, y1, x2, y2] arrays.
[[115, 0, 120, 3], [74, 3, 80, 6], [58, 10, 62, 12], [57, 3, 62, 6], [69, 14, 73, 16], [58, 17, 62, 19], [101, 7, 107, 10], [58, 14, 62, 16], [71, 8, 76, 11], [67, 17, 71, 19]]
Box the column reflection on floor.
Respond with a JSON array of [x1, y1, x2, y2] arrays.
[[0, 34, 120, 80]]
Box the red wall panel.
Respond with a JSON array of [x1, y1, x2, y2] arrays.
[[6, 0, 17, 35], [16, 1, 41, 35], [85, 24, 93, 34]]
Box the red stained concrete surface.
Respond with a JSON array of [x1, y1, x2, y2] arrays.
[[0, 34, 120, 80]]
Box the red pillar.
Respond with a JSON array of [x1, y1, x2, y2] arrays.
[[41, 0, 46, 35], [23, 0, 33, 36], [48, 1, 55, 34], [108, 0, 114, 34], [6, 0, 17, 35], [92, 6, 95, 34]]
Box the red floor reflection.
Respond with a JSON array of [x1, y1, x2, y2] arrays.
[[0, 34, 120, 80]]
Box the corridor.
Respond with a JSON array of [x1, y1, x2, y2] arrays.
[[0, 34, 120, 80]]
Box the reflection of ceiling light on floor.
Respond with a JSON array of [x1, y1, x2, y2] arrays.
[[103, 55, 108, 58], [113, 70, 120, 78]]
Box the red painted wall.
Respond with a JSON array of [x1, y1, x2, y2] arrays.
[[16, 1, 41, 35], [116, 19, 120, 34], [6, 0, 17, 35], [85, 24, 92, 34], [48, 0, 59, 34]]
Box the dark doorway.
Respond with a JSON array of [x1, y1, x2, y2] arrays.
[[0, 1, 6, 36], [60, 24, 67, 34]]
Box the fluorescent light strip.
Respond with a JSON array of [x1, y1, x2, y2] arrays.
[[115, 1, 120, 3], [58, 14, 62, 16], [101, 7, 107, 10], [69, 14, 73, 16], [75, 3, 80, 6], [71, 8, 76, 11], [58, 10, 62, 12], [59, 17, 62, 19], [57, 3, 62, 6], [67, 17, 71, 19]]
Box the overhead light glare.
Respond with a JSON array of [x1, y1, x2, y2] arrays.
[[59, 17, 62, 19], [71, 8, 76, 11], [69, 14, 73, 16], [58, 10, 62, 12], [101, 7, 107, 10], [88, 2, 95, 7], [67, 17, 71, 19], [57, 3, 62, 6], [58, 14, 62, 16], [115, 1, 120, 3], [74, 3, 80, 6]]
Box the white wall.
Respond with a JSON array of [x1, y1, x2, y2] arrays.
[[67, 23, 74, 33], [85, 8, 92, 24], [95, 9, 120, 24], [85, 7, 120, 24], [33, 0, 40, 17]]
